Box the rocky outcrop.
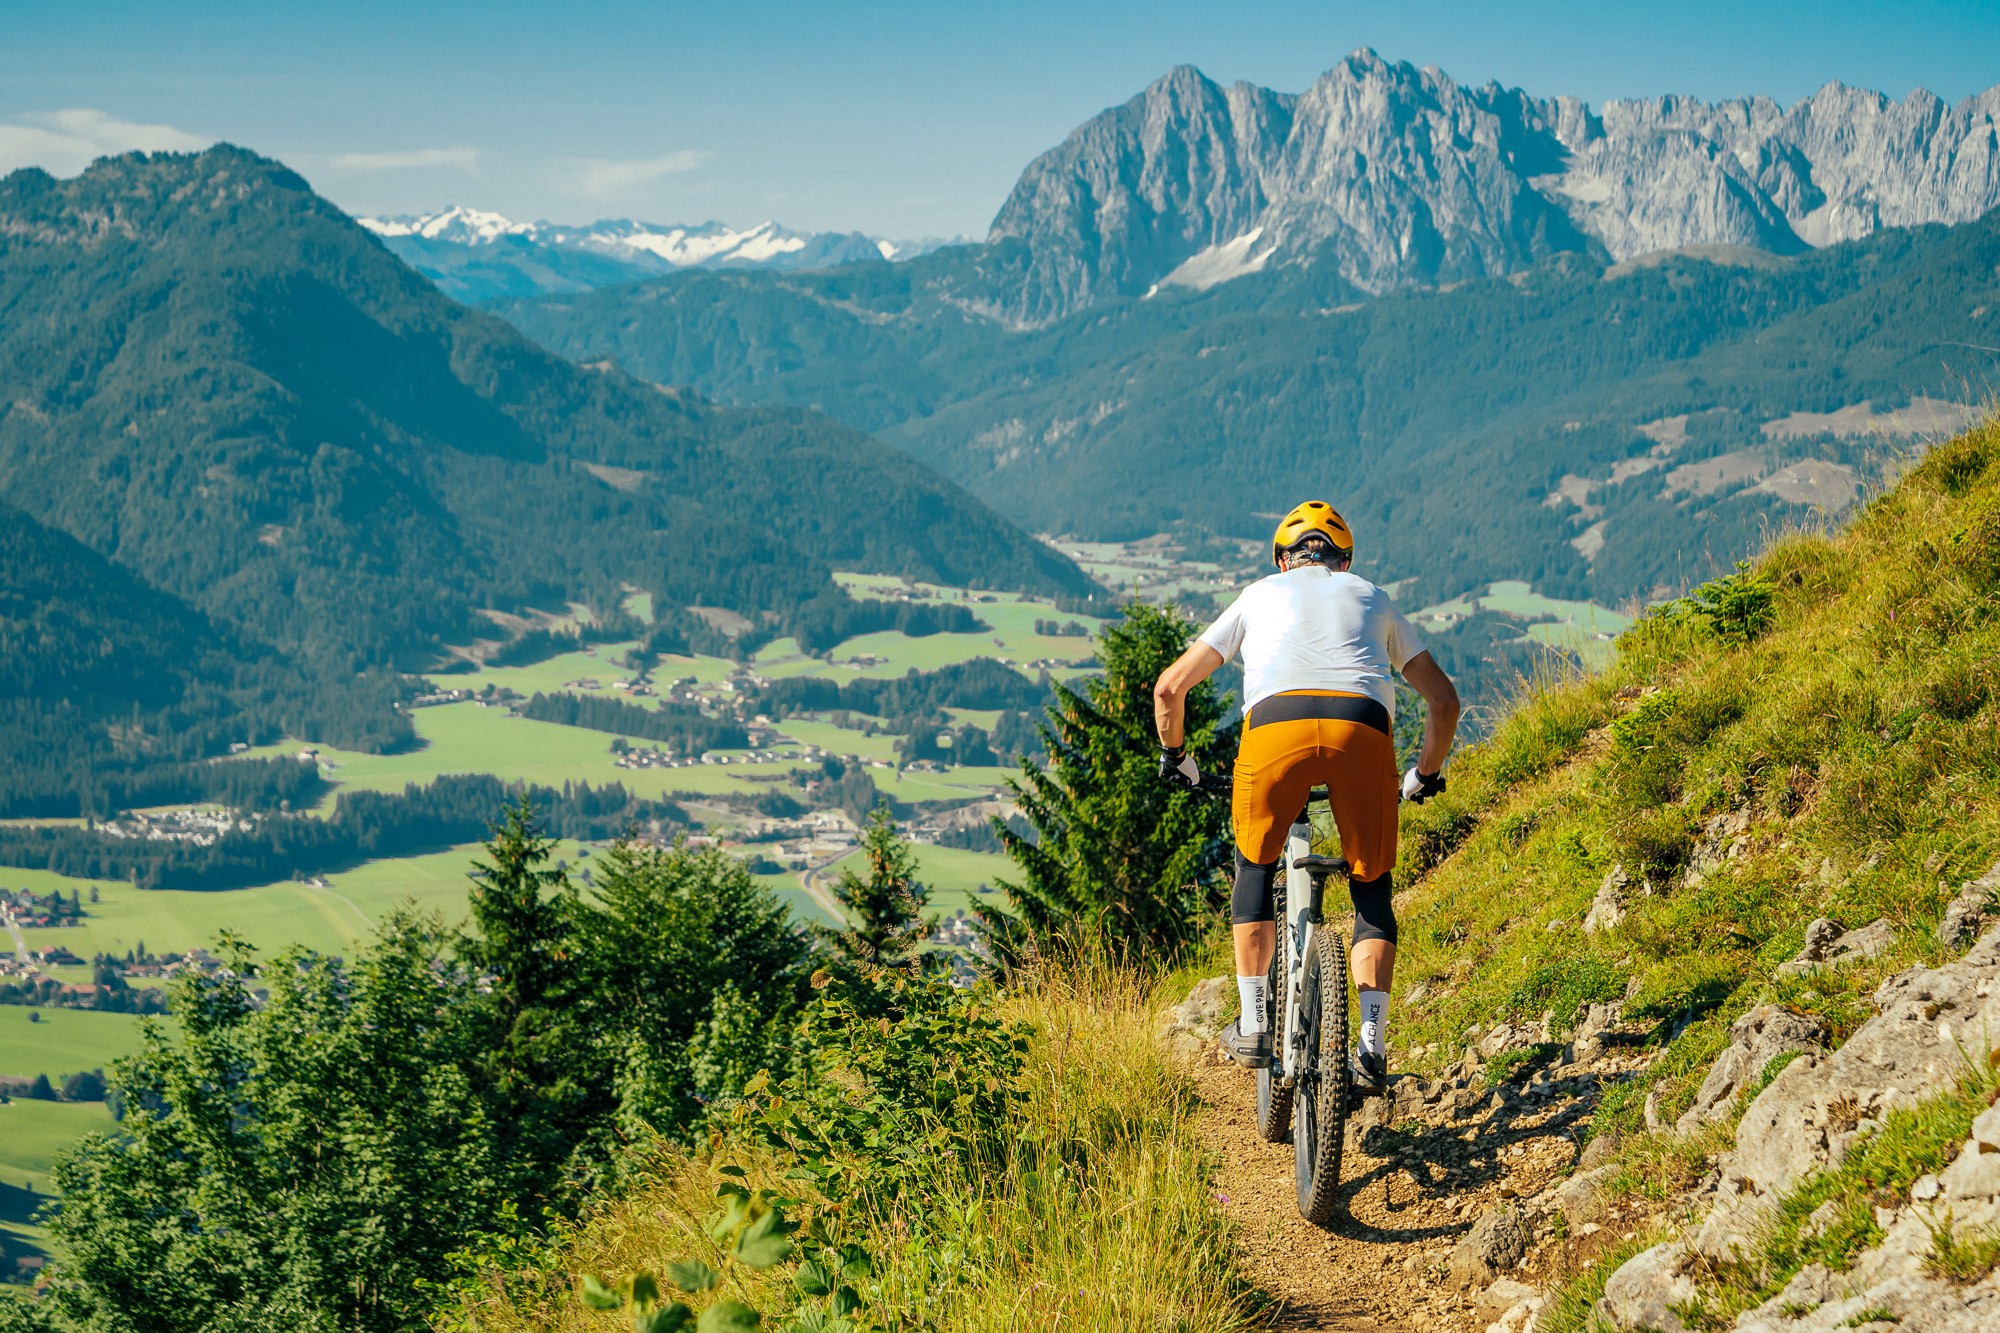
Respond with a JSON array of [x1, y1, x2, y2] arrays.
[[987, 50, 2000, 322], [1582, 866, 1629, 935], [1596, 925, 2000, 1329], [1553, 1163, 1619, 1228], [1673, 1004, 1826, 1133], [1599, 1239, 1698, 1333], [1938, 861, 2000, 950], [1727, 1101, 2000, 1331], [1774, 916, 1898, 977], [1476, 1278, 1545, 1333], [1159, 975, 1232, 1058]]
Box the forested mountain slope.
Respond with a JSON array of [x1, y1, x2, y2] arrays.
[[0, 148, 1091, 675], [505, 210, 2000, 609], [0, 499, 396, 816]]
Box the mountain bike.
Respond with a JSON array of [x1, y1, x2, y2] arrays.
[[1252, 786, 1352, 1226]]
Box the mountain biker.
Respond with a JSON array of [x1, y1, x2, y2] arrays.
[[1152, 500, 1461, 1097]]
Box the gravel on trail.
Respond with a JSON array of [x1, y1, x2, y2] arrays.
[[1191, 1050, 1624, 1332]]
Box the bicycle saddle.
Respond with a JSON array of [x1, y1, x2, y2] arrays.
[[1289, 855, 1348, 876]]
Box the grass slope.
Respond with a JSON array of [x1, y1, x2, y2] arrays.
[[1393, 421, 2000, 1099], [1366, 420, 2000, 1311]]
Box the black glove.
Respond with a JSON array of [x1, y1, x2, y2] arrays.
[[1158, 743, 1200, 788], [1400, 767, 1445, 804]]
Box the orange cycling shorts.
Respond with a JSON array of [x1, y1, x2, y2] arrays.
[[1231, 689, 1398, 881]]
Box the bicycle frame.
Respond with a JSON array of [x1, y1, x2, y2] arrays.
[[1273, 809, 1322, 1083]]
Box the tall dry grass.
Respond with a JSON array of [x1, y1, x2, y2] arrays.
[[444, 958, 1260, 1333]]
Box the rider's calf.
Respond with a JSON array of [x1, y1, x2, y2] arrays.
[[1232, 849, 1397, 947]]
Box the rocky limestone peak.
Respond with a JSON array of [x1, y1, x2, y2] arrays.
[[982, 56, 2000, 324]]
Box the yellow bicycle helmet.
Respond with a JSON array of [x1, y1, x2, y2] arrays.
[[1269, 500, 1354, 567]]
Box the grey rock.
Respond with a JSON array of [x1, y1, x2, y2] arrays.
[[1475, 1276, 1542, 1316], [1480, 1021, 1535, 1058], [1577, 1133, 1621, 1170], [1583, 865, 1629, 935], [1674, 1003, 1827, 1133], [1389, 1075, 1429, 1120], [1350, 1093, 1391, 1135], [1567, 1001, 1623, 1065], [987, 52, 2000, 322], [1693, 924, 2000, 1261], [1682, 810, 1753, 887], [1735, 1264, 1840, 1327], [1736, 1270, 2000, 1331], [1593, 925, 2000, 1324], [1774, 917, 1898, 977], [1972, 1102, 2000, 1151], [1449, 1204, 1531, 1289], [1597, 1239, 1694, 1332], [1158, 975, 1232, 1058], [1555, 1164, 1619, 1227], [1938, 863, 2000, 950]]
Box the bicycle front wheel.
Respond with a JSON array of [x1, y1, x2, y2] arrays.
[[1293, 926, 1350, 1225]]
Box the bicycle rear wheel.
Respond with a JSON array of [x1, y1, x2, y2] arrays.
[[1292, 926, 1350, 1225], [1254, 879, 1292, 1143]]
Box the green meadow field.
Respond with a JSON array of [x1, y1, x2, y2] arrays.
[[0, 1099, 115, 1260]]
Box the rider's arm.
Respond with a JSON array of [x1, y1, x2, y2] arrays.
[[1399, 650, 1460, 776], [1153, 643, 1224, 749]]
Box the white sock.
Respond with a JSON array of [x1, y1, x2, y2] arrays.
[[1359, 989, 1389, 1058], [1236, 974, 1269, 1036]]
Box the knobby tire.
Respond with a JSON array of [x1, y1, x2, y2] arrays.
[[1293, 926, 1350, 1225]]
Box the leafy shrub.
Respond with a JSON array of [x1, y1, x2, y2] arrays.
[[1608, 683, 1746, 808], [739, 972, 1029, 1207], [577, 1183, 874, 1333], [1679, 563, 1778, 644]]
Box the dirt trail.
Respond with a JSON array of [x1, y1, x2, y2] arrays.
[[1191, 1053, 1605, 1333]]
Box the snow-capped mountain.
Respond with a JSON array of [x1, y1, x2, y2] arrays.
[[987, 49, 2000, 322], [358, 206, 955, 305]]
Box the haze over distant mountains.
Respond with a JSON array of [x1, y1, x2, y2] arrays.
[[360, 206, 956, 305]]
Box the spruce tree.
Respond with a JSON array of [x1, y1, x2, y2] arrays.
[[978, 603, 1235, 967], [459, 800, 607, 1203], [818, 806, 932, 974]]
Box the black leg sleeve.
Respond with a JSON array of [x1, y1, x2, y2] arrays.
[[1231, 849, 1278, 925], [1349, 872, 1398, 945]]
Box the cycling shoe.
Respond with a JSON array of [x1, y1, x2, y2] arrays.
[[1348, 1048, 1388, 1101], [1220, 1018, 1272, 1069]]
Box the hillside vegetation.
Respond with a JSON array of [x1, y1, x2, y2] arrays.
[[1390, 416, 1998, 1121]]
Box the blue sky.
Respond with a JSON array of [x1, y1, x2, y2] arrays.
[[5, 0, 1998, 237]]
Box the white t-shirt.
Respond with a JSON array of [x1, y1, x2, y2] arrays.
[[1198, 568, 1427, 718]]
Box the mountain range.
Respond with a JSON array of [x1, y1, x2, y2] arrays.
[[984, 49, 2000, 323], [0, 147, 1088, 809], [360, 206, 955, 305], [499, 53, 2000, 618]]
